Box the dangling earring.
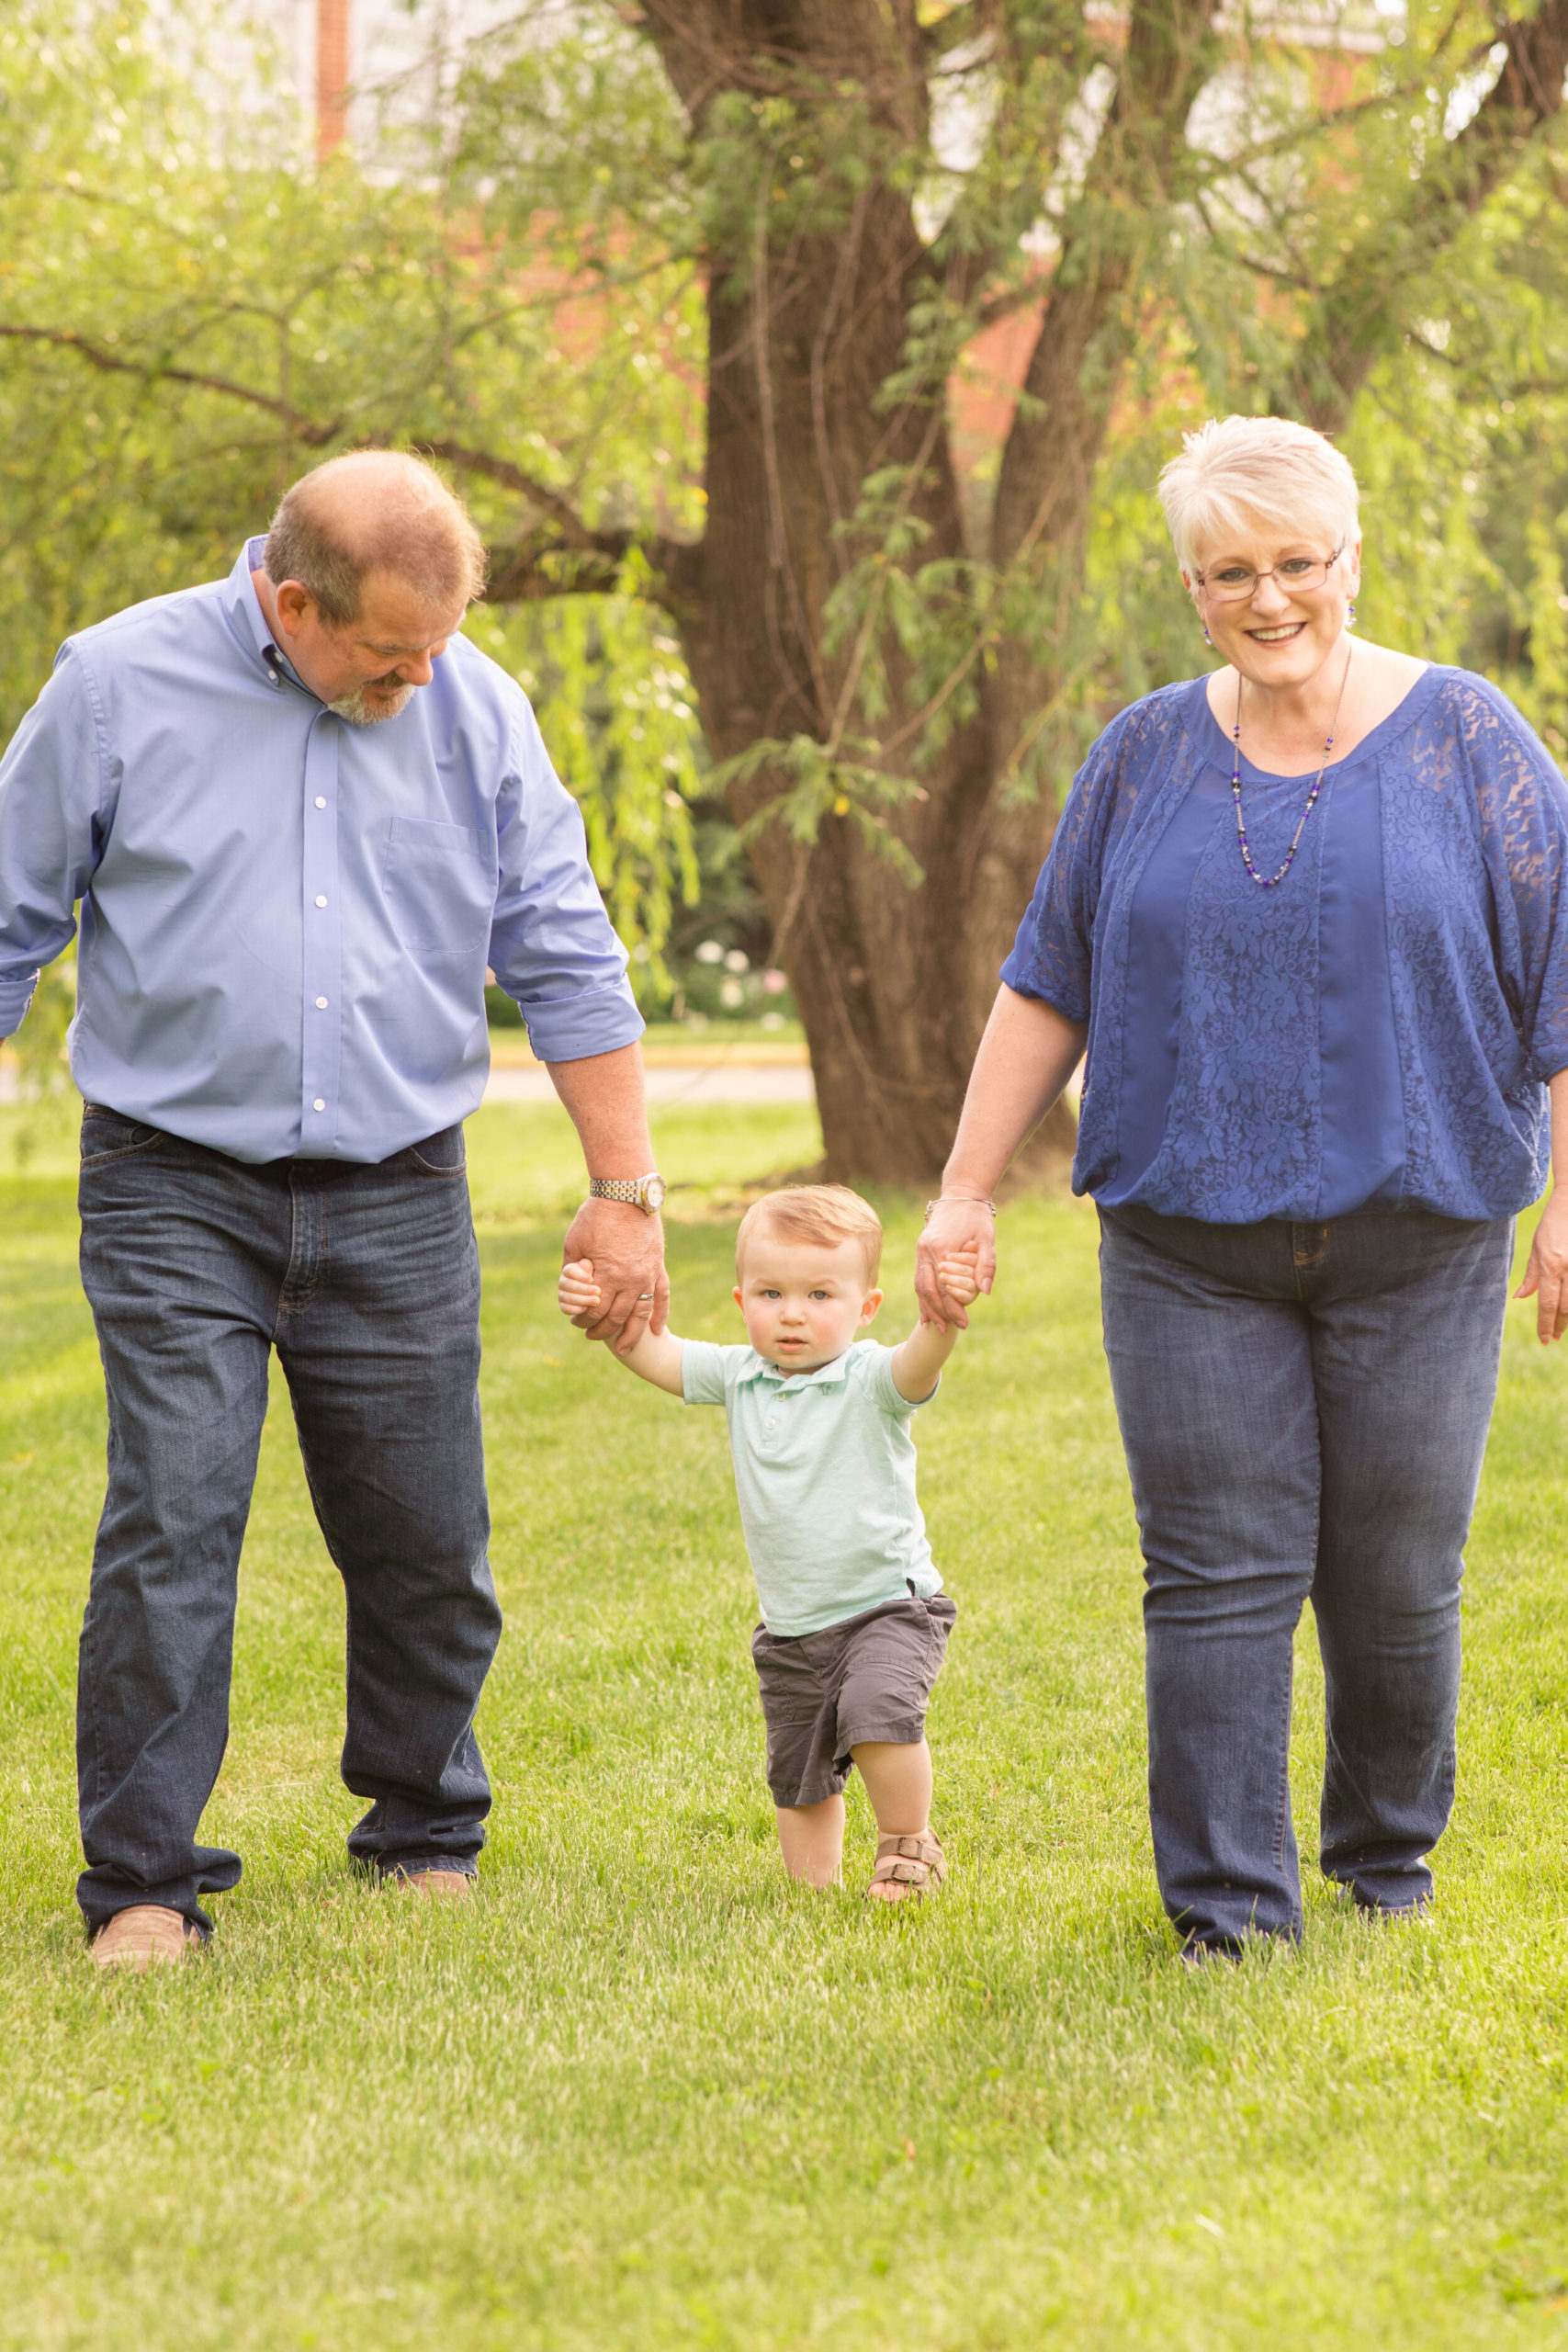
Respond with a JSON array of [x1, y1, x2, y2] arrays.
[[1203, 624, 1213, 646], [1347, 600, 1357, 628]]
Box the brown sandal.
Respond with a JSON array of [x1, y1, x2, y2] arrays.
[[868, 1830, 947, 1903]]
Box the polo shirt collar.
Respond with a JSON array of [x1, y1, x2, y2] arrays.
[[737, 1346, 855, 1389]]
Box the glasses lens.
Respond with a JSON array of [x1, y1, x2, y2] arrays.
[[1209, 559, 1328, 603]]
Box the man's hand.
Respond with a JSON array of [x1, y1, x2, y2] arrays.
[[914, 1203, 997, 1331], [1517, 1185, 1568, 1344], [560, 1197, 668, 1355]]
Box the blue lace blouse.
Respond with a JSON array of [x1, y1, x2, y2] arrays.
[[1000, 668, 1568, 1223]]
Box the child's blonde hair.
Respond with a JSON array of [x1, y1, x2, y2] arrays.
[[735, 1185, 883, 1287]]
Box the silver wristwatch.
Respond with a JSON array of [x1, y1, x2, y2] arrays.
[[589, 1171, 667, 1215]]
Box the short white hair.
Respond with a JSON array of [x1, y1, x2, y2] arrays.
[[1158, 415, 1359, 575]]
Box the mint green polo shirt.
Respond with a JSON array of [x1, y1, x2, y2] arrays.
[[681, 1339, 943, 1636]]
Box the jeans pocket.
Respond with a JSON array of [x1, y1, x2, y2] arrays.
[[80, 1109, 165, 1166], [407, 1123, 468, 1177]]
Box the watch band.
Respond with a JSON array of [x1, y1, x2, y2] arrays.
[[588, 1172, 666, 1212]]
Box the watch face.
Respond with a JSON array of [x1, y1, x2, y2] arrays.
[[643, 1174, 667, 1212]]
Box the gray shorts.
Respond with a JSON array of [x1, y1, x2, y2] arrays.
[[750, 1590, 957, 1810]]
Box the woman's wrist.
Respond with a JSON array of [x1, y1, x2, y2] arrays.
[[925, 1192, 996, 1225], [939, 1169, 1001, 1204]]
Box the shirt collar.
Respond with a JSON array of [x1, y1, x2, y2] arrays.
[[737, 1346, 856, 1389], [220, 537, 315, 695]]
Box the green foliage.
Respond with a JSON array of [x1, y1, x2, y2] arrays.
[[719, 735, 928, 888], [0, 0, 706, 983], [474, 581, 704, 1007]]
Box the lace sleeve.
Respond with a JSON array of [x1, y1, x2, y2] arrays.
[[999, 701, 1148, 1020], [1459, 678, 1568, 1083]]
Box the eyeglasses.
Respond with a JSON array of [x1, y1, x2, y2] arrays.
[[1194, 546, 1344, 605]]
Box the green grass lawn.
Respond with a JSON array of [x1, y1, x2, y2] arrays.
[[3, 1099, 1568, 2349]]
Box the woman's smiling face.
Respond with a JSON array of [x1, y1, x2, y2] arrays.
[[1186, 517, 1360, 693]]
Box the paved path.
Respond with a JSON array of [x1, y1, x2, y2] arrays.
[[486, 1062, 814, 1107], [0, 1061, 816, 1108]]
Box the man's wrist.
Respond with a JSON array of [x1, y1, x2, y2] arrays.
[[588, 1171, 666, 1214]]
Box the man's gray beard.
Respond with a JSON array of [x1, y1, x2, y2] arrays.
[[328, 681, 415, 726]]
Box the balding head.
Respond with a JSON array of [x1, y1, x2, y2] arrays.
[[264, 450, 487, 630]]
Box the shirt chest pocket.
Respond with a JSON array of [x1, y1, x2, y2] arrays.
[[383, 816, 495, 956]]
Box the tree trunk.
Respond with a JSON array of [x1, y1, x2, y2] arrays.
[[674, 208, 1068, 1184], [643, 2, 1104, 1185]]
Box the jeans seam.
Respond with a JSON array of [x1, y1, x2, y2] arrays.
[[83, 1573, 106, 1820], [276, 1178, 321, 1328], [81, 1135, 166, 1168]]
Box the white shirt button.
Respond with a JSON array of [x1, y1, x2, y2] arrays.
[[312, 1098, 326, 1112], [314, 796, 327, 809], [315, 996, 329, 1010], [314, 895, 328, 909], [765, 1419, 776, 1430]]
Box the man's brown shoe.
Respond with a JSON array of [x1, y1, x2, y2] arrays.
[[90, 1905, 201, 1970], [394, 1868, 473, 1901]]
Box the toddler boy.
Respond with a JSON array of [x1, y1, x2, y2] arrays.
[[558, 1184, 979, 1902]]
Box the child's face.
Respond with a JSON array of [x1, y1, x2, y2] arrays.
[[733, 1234, 882, 1374]]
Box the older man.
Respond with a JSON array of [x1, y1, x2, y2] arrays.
[[0, 451, 666, 1965]]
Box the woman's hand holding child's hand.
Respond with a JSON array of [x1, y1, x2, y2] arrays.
[[923, 1250, 982, 1323]]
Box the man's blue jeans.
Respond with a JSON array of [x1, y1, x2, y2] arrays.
[[75, 1108, 502, 1936], [1098, 1204, 1512, 1951]]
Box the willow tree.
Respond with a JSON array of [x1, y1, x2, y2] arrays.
[[449, 0, 1568, 1179], [6, 1, 1568, 1179]]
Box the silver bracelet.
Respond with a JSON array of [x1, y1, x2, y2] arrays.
[[923, 1196, 998, 1225]]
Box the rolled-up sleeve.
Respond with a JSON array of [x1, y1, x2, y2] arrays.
[[0, 648, 104, 1038], [487, 700, 645, 1063], [998, 705, 1137, 1022]]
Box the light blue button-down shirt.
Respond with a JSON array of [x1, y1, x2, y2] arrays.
[[0, 539, 642, 1161]]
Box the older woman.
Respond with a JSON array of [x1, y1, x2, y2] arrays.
[[917, 414, 1568, 1956]]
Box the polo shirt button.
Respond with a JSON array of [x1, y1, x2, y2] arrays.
[[312, 1098, 325, 1112], [315, 996, 329, 1010], [766, 1419, 776, 1430], [314, 895, 328, 908], [314, 796, 327, 809]]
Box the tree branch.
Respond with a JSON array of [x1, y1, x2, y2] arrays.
[[416, 437, 634, 555], [1288, 0, 1568, 427], [0, 322, 707, 615], [483, 525, 705, 613], [993, 0, 1223, 576], [0, 323, 344, 443]]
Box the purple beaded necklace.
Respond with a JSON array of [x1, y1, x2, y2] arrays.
[[1231, 640, 1354, 889]]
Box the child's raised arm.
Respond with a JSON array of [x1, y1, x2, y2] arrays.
[[890, 1251, 983, 1404], [558, 1261, 686, 1396]]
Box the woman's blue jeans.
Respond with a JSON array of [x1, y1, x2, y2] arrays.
[[74, 1108, 502, 1937], [1098, 1204, 1512, 1951]]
